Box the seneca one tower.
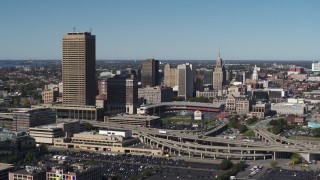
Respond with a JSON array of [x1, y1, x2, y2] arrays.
[[62, 32, 96, 106]]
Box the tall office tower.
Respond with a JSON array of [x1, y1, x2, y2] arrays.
[[141, 59, 159, 87], [177, 63, 194, 99], [164, 63, 178, 87], [106, 76, 138, 114], [62, 32, 96, 106], [213, 53, 226, 96]]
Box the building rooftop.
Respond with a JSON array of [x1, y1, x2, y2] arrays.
[[145, 101, 222, 109], [66, 32, 92, 35], [108, 114, 160, 121], [272, 103, 306, 107], [0, 163, 13, 171], [11, 166, 44, 175]]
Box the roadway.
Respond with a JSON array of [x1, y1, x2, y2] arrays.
[[81, 120, 320, 161]]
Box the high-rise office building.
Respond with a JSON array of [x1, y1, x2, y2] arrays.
[[178, 63, 194, 99], [62, 32, 96, 106], [213, 54, 226, 96], [106, 76, 138, 114], [141, 59, 159, 87], [164, 63, 178, 88]]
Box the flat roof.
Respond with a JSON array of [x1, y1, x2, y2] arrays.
[[144, 102, 222, 109], [272, 103, 306, 107], [0, 163, 13, 171], [108, 114, 160, 121]]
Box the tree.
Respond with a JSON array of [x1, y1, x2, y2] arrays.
[[39, 144, 48, 154], [291, 153, 302, 164], [24, 151, 35, 162], [238, 124, 248, 133], [228, 119, 240, 129], [246, 116, 258, 125], [313, 128, 320, 137], [233, 161, 246, 172], [219, 159, 233, 170], [82, 122, 94, 131], [21, 98, 30, 107], [272, 125, 283, 135]]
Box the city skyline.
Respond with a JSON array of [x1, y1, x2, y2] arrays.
[[0, 0, 319, 60]]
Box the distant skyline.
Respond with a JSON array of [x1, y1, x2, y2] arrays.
[[0, 0, 319, 60]]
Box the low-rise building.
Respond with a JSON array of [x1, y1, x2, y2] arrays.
[[9, 166, 46, 180], [138, 86, 173, 104], [34, 104, 104, 121], [213, 94, 251, 114], [0, 163, 14, 180], [248, 102, 271, 118], [53, 130, 162, 156], [42, 87, 59, 103], [287, 116, 305, 125], [46, 164, 102, 180], [271, 103, 306, 115], [29, 120, 80, 144], [196, 90, 217, 98], [11, 108, 56, 132], [29, 125, 64, 144], [105, 114, 161, 127], [99, 129, 132, 138]]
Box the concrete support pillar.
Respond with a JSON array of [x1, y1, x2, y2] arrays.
[[201, 153, 203, 159], [189, 151, 191, 157], [264, 156, 266, 160], [273, 151, 276, 160], [169, 147, 171, 154]]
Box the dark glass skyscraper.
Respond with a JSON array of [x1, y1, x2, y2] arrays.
[[141, 59, 159, 87]]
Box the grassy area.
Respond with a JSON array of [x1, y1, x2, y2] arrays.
[[204, 121, 217, 129], [242, 128, 255, 137], [162, 115, 193, 124], [288, 135, 320, 141]]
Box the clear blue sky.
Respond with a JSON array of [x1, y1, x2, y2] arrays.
[[0, 0, 319, 60]]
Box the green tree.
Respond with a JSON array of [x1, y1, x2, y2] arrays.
[[39, 144, 48, 154], [82, 122, 94, 131], [313, 128, 320, 137], [228, 119, 240, 129], [21, 98, 30, 107], [219, 159, 233, 170], [233, 161, 246, 172], [246, 116, 258, 125], [238, 124, 248, 133], [272, 125, 283, 135], [291, 153, 302, 164], [24, 151, 35, 162]]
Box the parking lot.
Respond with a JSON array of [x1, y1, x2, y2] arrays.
[[260, 168, 320, 180], [48, 150, 218, 179]]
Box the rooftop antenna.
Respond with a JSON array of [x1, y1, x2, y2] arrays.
[[73, 27, 76, 32]]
